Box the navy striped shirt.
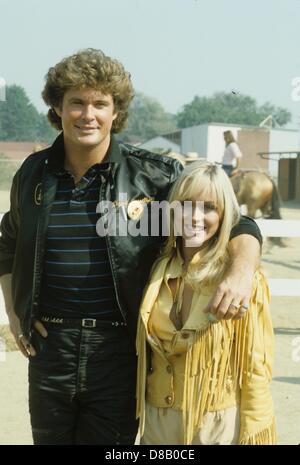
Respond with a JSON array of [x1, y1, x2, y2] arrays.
[[40, 165, 121, 320]]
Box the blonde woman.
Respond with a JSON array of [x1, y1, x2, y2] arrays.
[[136, 161, 276, 445], [222, 130, 242, 177]]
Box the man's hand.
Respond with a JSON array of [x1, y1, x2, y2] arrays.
[[203, 234, 260, 321], [8, 310, 47, 358], [8, 310, 35, 357], [204, 270, 252, 321], [1, 274, 48, 357]]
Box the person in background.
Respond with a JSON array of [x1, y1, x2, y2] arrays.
[[222, 130, 242, 177], [136, 161, 276, 445]]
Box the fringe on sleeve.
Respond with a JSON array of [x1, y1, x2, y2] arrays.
[[136, 314, 147, 436], [239, 417, 277, 445], [182, 271, 276, 445], [237, 271, 276, 445]]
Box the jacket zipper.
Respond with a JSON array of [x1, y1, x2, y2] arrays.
[[99, 175, 127, 325], [28, 160, 54, 336], [28, 213, 43, 336]]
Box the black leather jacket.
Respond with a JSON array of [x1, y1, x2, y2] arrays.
[[0, 134, 262, 338]]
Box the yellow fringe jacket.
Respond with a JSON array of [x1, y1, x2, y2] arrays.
[[136, 254, 276, 445]]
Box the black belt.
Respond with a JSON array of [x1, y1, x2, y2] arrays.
[[39, 314, 127, 328]]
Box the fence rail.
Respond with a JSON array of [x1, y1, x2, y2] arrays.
[[256, 219, 300, 238], [0, 214, 299, 299]]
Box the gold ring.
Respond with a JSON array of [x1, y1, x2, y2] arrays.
[[229, 303, 239, 310], [240, 305, 249, 311]]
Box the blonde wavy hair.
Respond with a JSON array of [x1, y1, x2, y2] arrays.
[[42, 48, 134, 133], [161, 161, 241, 290]]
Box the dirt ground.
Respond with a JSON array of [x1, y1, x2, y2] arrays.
[[0, 201, 299, 445]]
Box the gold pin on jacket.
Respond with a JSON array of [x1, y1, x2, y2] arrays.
[[127, 200, 145, 220], [34, 183, 42, 206]]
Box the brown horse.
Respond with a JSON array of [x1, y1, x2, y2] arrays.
[[230, 170, 281, 219]]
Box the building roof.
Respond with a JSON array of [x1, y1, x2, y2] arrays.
[[177, 121, 299, 133]]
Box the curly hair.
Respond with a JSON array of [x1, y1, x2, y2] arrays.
[[42, 48, 134, 133]]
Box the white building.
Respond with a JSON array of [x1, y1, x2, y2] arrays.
[[138, 135, 180, 153], [178, 123, 299, 175], [141, 123, 299, 179]]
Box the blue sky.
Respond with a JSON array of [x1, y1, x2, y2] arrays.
[[1, 0, 300, 126]]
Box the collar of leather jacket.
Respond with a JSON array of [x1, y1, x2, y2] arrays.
[[47, 132, 125, 175]]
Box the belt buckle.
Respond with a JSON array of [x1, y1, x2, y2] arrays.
[[82, 318, 96, 328]]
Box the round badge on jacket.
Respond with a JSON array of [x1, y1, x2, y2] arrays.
[[127, 200, 145, 220], [34, 183, 42, 206]]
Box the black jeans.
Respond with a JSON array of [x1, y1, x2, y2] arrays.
[[222, 164, 234, 177], [28, 321, 138, 445]]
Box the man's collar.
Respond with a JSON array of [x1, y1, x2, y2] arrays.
[[47, 132, 123, 175], [106, 134, 124, 164], [47, 132, 65, 174]]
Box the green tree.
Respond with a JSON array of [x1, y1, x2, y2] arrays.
[[36, 113, 57, 142], [176, 92, 291, 128], [0, 84, 56, 143], [257, 102, 291, 127], [120, 92, 177, 143]]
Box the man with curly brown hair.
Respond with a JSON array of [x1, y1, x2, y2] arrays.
[[0, 49, 262, 445]]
